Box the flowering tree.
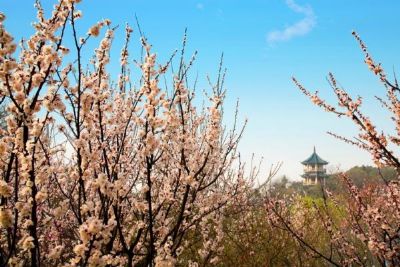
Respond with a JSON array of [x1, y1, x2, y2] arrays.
[[266, 32, 400, 266], [0, 1, 250, 266]]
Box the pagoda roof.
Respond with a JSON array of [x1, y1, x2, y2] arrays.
[[301, 147, 328, 165]]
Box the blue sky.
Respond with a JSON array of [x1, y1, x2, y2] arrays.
[[2, 0, 400, 181]]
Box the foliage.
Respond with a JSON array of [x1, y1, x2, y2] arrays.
[[273, 166, 397, 199]]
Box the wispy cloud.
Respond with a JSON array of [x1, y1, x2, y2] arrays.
[[196, 3, 204, 10], [267, 0, 316, 44]]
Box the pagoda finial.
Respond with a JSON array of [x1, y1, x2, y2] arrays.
[[313, 146, 316, 153]]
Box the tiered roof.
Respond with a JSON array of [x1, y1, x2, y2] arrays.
[[301, 147, 328, 165]]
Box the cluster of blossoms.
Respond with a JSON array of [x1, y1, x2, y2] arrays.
[[0, 1, 250, 266]]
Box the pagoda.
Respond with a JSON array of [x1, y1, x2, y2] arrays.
[[301, 147, 328, 185]]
